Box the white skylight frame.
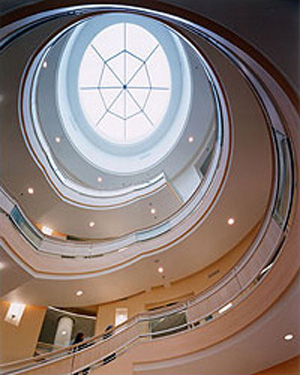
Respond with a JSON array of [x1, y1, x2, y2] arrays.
[[57, 13, 192, 174]]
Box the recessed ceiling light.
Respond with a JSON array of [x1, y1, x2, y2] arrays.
[[27, 187, 34, 194], [41, 226, 53, 236], [55, 137, 61, 143], [260, 262, 274, 275], [150, 208, 156, 214], [218, 302, 233, 314], [76, 290, 83, 297], [158, 266, 164, 273], [97, 177, 103, 183], [227, 218, 235, 226], [118, 247, 127, 253], [188, 136, 194, 143], [61, 330, 67, 336], [284, 333, 294, 341], [42, 61, 47, 68], [89, 221, 95, 227]]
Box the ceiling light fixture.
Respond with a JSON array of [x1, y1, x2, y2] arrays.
[[118, 247, 127, 253], [218, 302, 233, 314], [284, 333, 294, 341], [76, 290, 83, 297], [260, 262, 274, 275], [158, 266, 164, 273], [188, 136, 194, 143], [227, 218, 235, 226], [150, 208, 156, 214], [61, 330, 67, 336], [89, 221, 95, 227], [27, 187, 34, 194], [55, 137, 61, 143], [97, 177, 103, 183], [42, 61, 47, 68], [41, 226, 53, 236]]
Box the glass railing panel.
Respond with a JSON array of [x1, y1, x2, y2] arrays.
[[273, 130, 293, 229], [10, 206, 42, 248], [136, 220, 172, 242], [149, 311, 188, 338]]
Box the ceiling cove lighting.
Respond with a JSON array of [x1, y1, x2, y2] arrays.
[[76, 290, 83, 297], [227, 218, 235, 226], [158, 266, 164, 273], [27, 187, 34, 194], [284, 334, 294, 341], [218, 302, 233, 314], [41, 226, 53, 236]]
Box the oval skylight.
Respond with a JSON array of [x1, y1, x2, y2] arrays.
[[78, 22, 171, 144], [56, 13, 193, 174], [23, 10, 220, 209]]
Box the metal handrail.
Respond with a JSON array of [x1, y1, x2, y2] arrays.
[[0, 5, 229, 260], [0, 5, 296, 375], [0, 123, 293, 374], [0, 128, 225, 261]]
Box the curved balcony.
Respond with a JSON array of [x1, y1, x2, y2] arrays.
[[1, 4, 272, 279], [0, 2, 298, 375]]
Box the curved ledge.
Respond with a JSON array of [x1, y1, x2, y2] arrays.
[[0, 2, 298, 374], [0, 5, 277, 280], [0, 6, 234, 273]]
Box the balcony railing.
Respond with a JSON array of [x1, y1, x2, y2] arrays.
[[0, 78, 294, 375], [0, 4, 297, 375]]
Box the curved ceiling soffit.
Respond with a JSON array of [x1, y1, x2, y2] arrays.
[[0, 9, 239, 253], [20, 15, 222, 210], [0, 2, 292, 308], [0, 4, 274, 268], [2, 10, 230, 231], [0, 7, 272, 260]]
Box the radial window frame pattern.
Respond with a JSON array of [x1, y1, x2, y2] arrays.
[[78, 22, 172, 144], [57, 12, 192, 174]]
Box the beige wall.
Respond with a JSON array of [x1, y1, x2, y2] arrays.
[[96, 223, 259, 333], [0, 301, 46, 364], [253, 356, 300, 375]]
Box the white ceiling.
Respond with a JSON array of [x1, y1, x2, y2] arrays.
[[0, 0, 278, 307], [0, 1, 299, 374], [0, 0, 296, 302]]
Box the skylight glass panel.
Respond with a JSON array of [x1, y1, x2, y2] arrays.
[[78, 22, 171, 144]]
